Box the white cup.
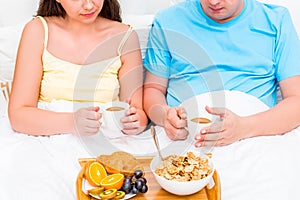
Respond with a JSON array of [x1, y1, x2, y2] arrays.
[[187, 113, 213, 138], [100, 101, 130, 136]]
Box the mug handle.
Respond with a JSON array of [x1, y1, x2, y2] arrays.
[[98, 107, 104, 126]]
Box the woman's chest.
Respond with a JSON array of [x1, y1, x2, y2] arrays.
[[46, 25, 122, 65]]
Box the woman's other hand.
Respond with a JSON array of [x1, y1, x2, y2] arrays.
[[121, 106, 147, 135], [74, 106, 102, 136]]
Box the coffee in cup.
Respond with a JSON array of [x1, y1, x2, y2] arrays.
[[190, 117, 212, 124], [105, 106, 125, 112], [187, 115, 212, 136]]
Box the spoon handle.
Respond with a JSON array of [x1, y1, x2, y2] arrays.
[[151, 125, 164, 161]]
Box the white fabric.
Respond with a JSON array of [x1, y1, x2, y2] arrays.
[[35, 99, 173, 156], [0, 89, 7, 116], [0, 100, 172, 200], [122, 14, 154, 58], [213, 129, 300, 200], [119, 0, 170, 15], [0, 24, 24, 82], [258, 0, 300, 37], [0, 117, 90, 200], [0, 0, 299, 199], [1, 91, 300, 199], [0, 0, 38, 82], [0, 0, 38, 27]]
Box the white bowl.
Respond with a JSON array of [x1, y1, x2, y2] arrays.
[[150, 152, 215, 196]]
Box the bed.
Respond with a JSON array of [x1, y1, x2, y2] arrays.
[[1, 1, 300, 200]]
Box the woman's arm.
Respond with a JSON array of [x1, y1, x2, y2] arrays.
[[8, 18, 100, 136], [119, 30, 148, 134]]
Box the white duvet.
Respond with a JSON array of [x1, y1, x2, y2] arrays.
[[0, 90, 299, 200]]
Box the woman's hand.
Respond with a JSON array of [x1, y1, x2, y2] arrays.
[[163, 107, 188, 140], [194, 106, 247, 147], [121, 106, 147, 135], [73, 106, 102, 136]]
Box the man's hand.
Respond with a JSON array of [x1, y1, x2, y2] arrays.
[[164, 107, 189, 140]]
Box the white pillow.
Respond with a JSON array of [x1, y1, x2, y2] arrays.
[[0, 24, 25, 82], [170, 0, 185, 6], [0, 0, 38, 82], [119, 0, 170, 15], [258, 0, 300, 37], [0, 0, 38, 27], [122, 14, 155, 58]]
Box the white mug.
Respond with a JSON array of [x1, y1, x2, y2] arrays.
[[100, 101, 130, 138], [187, 114, 213, 138]]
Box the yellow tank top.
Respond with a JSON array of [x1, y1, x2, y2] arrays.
[[37, 16, 133, 104]]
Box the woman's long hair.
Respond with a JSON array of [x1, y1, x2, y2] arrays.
[[36, 0, 122, 22]]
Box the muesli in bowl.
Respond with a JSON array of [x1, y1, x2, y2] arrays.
[[150, 151, 215, 195]]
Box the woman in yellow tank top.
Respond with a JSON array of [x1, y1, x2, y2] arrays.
[[8, 0, 148, 136]]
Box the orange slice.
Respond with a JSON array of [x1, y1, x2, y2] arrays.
[[85, 161, 107, 187], [100, 173, 124, 190]]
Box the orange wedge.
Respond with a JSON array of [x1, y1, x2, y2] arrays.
[[100, 173, 124, 190], [78, 158, 96, 168], [85, 161, 107, 187]]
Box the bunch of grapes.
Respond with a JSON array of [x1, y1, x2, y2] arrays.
[[121, 169, 148, 194]]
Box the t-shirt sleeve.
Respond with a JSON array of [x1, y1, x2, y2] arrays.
[[143, 16, 171, 78], [275, 9, 300, 81]]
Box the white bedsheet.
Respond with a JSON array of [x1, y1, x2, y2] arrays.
[[0, 91, 299, 200]]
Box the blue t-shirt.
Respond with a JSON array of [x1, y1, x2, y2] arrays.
[[143, 0, 300, 107]]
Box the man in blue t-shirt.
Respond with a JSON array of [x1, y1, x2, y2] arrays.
[[143, 0, 300, 146]]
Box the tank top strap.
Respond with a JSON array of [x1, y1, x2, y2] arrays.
[[36, 16, 49, 48], [117, 25, 133, 56]]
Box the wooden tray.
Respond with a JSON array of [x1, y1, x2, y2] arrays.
[[76, 157, 221, 200]]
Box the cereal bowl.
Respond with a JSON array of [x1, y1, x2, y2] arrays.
[[150, 151, 215, 196]]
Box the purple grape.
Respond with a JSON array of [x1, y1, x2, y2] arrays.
[[134, 169, 143, 179], [124, 176, 132, 183], [131, 186, 139, 194], [122, 181, 132, 194], [137, 177, 147, 184], [135, 179, 144, 190], [139, 185, 148, 193]]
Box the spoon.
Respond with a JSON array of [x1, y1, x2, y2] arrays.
[[151, 125, 164, 161]]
